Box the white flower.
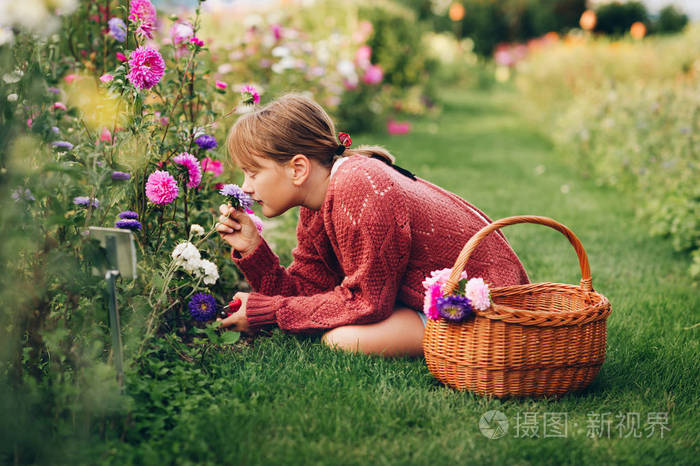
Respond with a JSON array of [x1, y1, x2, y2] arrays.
[[199, 259, 219, 285], [336, 60, 355, 77], [0, 27, 14, 46], [7, 93, 18, 102], [190, 224, 205, 236], [172, 241, 201, 264], [2, 70, 23, 84]]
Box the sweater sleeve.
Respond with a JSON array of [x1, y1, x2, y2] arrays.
[[244, 167, 412, 334], [231, 208, 343, 297]]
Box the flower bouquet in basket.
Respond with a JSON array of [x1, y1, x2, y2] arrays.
[[422, 268, 492, 323], [421, 216, 612, 398]]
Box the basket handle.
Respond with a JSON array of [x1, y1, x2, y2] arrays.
[[443, 216, 593, 295]]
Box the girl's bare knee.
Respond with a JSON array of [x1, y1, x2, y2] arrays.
[[321, 327, 361, 352]]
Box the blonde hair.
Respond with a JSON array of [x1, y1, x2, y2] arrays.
[[226, 93, 395, 170]]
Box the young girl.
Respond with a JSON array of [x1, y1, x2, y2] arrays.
[[215, 94, 529, 357]]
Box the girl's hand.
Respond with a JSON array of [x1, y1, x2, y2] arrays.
[[216, 204, 261, 257], [217, 292, 251, 333]]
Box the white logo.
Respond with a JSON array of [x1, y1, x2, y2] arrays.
[[479, 410, 509, 439]]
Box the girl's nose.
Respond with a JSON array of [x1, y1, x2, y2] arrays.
[[241, 177, 254, 194]]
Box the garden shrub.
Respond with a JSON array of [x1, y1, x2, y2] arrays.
[[593, 1, 649, 36], [515, 26, 700, 278]]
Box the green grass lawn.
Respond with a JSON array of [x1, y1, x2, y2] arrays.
[[97, 88, 698, 465]]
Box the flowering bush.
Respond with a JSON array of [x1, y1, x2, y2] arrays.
[[515, 25, 700, 279]]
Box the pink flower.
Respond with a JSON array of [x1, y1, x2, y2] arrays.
[[271, 24, 283, 41], [465, 278, 491, 311], [362, 64, 383, 85], [64, 74, 78, 84], [189, 37, 204, 47], [170, 21, 193, 45], [240, 84, 260, 105], [53, 102, 67, 111], [116, 52, 127, 62], [172, 152, 202, 189], [99, 73, 114, 83], [215, 80, 227, 90], [387, 120, 411, 135], [27, 118, 33, 128], [145, 170, 179, 205], [100, 127, 112, 143], [245, 209, 265, 234], [129, 0, 157, 39], [202, 157, 223, 177], [127, 46, 165, 90], [354, 45, 372, 68]]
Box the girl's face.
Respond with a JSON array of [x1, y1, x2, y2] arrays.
[[239, 155, 299, 218]]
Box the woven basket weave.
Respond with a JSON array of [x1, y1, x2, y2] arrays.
[[423, 216, 612, 397]]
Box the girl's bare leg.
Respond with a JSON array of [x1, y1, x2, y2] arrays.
[[321, 306, 425, 358]]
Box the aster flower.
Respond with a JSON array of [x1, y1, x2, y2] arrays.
[[188, 292, 218, 321], [215, 80, 227, 90], [172, 241, 200, 264], [170, 21, 193, 45], [202, 157, 223, 177], [240, 84, 260, 105], [118, 210, 139, 219], [52, 141, 73, 151], [115, 219, 142, 231], [194, 134, 218, 150], [47, 87, 60, 94], [422, 268, 468, 320], [101, 128, 113, 143], [73, 196, 99, 208], [108, 17, 126, 42], [172, 152, 202, 189], [362, 65, 383, 85], [246, 210, 265, 234], [465, 277, 491, 311], [127, 46, 165, 91], [196, 259, 219, 285], [219, 184, 252, 210], [11, 188, 35, 202], [99, 74, 114, 83], [116, 52, 127, 62], [436, 295, 473, 323], [128, 0, 157, 39], [145, 170, 179, 205], [53, 102, 67, 111], [112, 171, 131, 180], [190, 224, 205, 236], [189, 37, 204, 47]]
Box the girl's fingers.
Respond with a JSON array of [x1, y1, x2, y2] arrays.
[[218, 214, 241, 229]]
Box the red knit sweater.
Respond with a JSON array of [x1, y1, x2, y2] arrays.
[[233, 155, 529, 334]]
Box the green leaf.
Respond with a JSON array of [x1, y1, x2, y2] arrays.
[[220, 331, 240, 345]]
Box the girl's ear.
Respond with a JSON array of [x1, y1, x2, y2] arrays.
[[288, 154, 311, 186]]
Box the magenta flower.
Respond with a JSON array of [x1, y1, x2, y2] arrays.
[[240, 84, 260, 105], [362, 64, 383, 85], [355, 45, 371, 68], [145, 170, 179, 205], [172, 152, 202, 189], [129, 0, 157, 39], [387, 120, 411, 135], [116, 52, 127, 62], [99, 74, 114, 83], [189, 37, 204, 47], [202, 157, 223, 177], [100, 127, 113, 143], [215, 80, 227, 90], [127, 46, 165, 90], [53, 102, 67, 111], [423, 282, 442, 320]]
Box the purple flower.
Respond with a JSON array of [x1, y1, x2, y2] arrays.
[[145, 170, 179, 205], [219, 184, 252, 210], [118, 210, 139, 219], [115, 219, 142, 231], [188, 292, 218, 321], [436, 295, 473, 322], [73, 196, 99, 208], [128, 0, 157, 39], [52, 141, 73, 151], [127, 46, 165, 90], [172, 152, 202, 189], [194, 134, 218, 150], [111, 171, 131, 180], [11, 188, 35, 202], [48, 87, 60, 94], [108, 17, 127, 42]]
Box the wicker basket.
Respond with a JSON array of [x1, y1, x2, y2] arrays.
[[423, 216, 612, 397]]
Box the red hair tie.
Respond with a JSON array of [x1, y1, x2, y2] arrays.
[[338, 132, 352, 147]]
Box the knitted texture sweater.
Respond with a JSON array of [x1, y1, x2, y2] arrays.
[[233, 155, 529, 334]]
